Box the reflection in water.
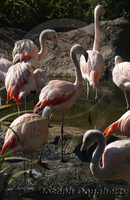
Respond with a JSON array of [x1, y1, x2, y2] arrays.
[[1, 77, 130, 132]]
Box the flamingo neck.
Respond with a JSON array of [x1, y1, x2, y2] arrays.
[[38, 31, 48, 61], [33, 69, 47, 92], [72, 53, 83, 86], [93, 8, 101, 52], [90, 133, 106, 179]]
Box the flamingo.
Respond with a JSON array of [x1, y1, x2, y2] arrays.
[[0, 57, 13, 73], [5, 62, 47, 105], [0, 57, 13, 82], [113, 55, 130, 110], [0, 58, 13, 131], [1, 106, 52, 192], [103, 110, 130, 138], [80, 5, 105, 128], [80, 129, 130, 185], [5, 29, 57, 109], [33, 44, 88, 162], [13, 29, 58, 69]]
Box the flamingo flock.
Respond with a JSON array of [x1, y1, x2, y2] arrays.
[[1, 4, 130, 194]]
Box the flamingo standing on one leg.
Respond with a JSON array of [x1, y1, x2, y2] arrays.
[[13, 29, 58, 68], [112, 55, 130, 110], [1, 106, 52, 193], [80, 5, 105, 128], [80, 129, 130, 185], [33, 44, 88, 162], [103, 110, 130, 138]]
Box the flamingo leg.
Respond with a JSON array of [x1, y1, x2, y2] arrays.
[[0, 89, 2, 133], [29, 155, 33, 178], [17, 105, 21, 116], [94, 86, 98, 129], [61, 115, 64, 162], [124, 92, 130, 110], [23, 153, 26, 193], [87, 82, 92, 126], [38, 146, 44, 165], [25, 95, 29, 113]]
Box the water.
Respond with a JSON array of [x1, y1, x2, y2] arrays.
[[0, 77, 129, 132], [1, 77, 130, 200]]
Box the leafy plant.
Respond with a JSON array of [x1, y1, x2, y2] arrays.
[[0, 0, 130, 31], [0, 103, 44, 198]]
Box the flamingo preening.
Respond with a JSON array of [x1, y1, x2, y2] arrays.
[[34, 44, 88, 162], [81, 129, 130, 185], [13, 29, 58, 68], [80, 5, 105, 128], [5, 29, 57, 110], [113, 55, 130, 110], [1, 106, 52, 193]]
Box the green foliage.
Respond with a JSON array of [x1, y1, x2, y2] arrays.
[[0, 0, 130, 31], [0, 103, 44, 197]]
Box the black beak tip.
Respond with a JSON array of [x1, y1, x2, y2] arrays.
[[53, 43, 58, 50], [14, 57, 20, 64]]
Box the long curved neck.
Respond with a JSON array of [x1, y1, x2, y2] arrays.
[[90, 133, 106, 179], [93, 6, 104, 52], [38, 30, 48, 61], [71, 52, 83, 86], [33, 69, 47, 92]]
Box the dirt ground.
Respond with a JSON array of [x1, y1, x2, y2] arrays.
[[1, 16, 130, 199]]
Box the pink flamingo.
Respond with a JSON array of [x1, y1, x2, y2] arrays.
[[33, 44, 88, 161], [1, 106, 52, 192], [5, 29, 57, 109], [5, 62, 47, 105], [0, 57, 13, 83], [103, 110, 130, 138], [81, 129, 130, 185], [80, 5, 105, 128], [0, 58, 13, 131], [13, 29, 58, 69], [113, 55, 130, 110], [0, 58, 12, 75]]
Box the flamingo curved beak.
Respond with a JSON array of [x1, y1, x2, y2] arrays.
[[53, 43, 58, 50]]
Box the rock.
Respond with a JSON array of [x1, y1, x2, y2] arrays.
[[0, 17, 130, 78]]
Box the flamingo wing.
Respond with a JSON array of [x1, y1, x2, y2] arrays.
[[1, 113, 48, 155], [5, 62, 35, 104], [34, 80, 76, 113], [113, 62, 130, 91], [80, 50, 103, 86], [103, 110, 130, 137]]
